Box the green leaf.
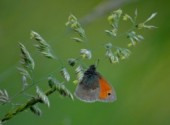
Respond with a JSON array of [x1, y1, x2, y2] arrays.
[[31, 31, 55, 59], [137, 12, 157, 29], [60, 68, 70, 82], [106, 9, 122, 37], [72, 37, 83, 43], [80, 49, 92, 59], [115, 48, 131, 60], [17, 67, 31, 79], [127, 31, 144, 46], [0, 89, 9, 105], [123, 14, 134, 24], [48, 76, 60, 88], [143, 24, 158, 29], [105, 43, 113, 49], [68, 58, 77, 67], [57, 84, 74, 100], [48, 77, 74, 100], [19, 43, 35, 70], [30, 105, 42, 116], [21, 75, 28, 91], [66, 14, 86, 38], [105, 29, 117, 37], [109, 9, 122, 28], [36, 86, 50, 107], [106, 49, 119, 64], [75, 65, 84, 82], [144, 12, 157, 23]]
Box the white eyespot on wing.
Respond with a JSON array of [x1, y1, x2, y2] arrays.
[[98, 87, 117, 102]]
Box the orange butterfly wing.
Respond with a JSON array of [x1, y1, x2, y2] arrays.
[[98, 77, 113, 100]]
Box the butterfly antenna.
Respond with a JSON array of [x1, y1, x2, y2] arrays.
[[95, 59, 100, 68]]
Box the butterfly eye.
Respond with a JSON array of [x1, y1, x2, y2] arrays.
[[108, 92, 111, 96]]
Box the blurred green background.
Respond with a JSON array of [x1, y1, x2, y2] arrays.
[[0, 0, 170, 125]]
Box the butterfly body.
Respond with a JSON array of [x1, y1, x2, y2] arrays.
[[74, 65, 116, 102]]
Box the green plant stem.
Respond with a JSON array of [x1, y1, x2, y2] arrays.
[[0, 86, 56, 123]]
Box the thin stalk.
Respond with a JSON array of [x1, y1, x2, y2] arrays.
[[0, 86, 56, 123]]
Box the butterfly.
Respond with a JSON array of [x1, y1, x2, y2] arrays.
[[74, 65, 116, 102]]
